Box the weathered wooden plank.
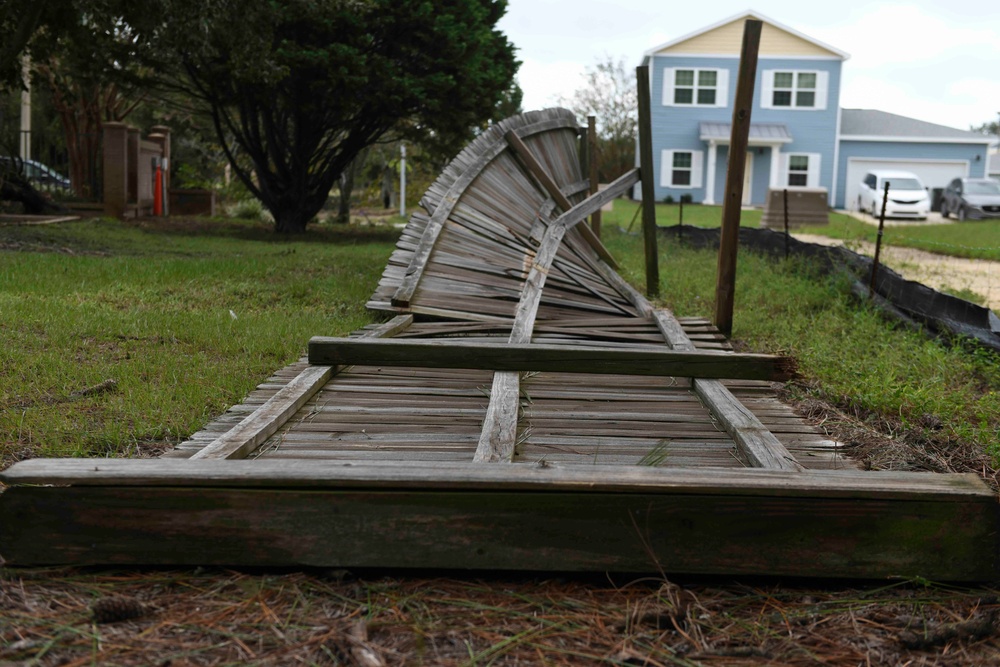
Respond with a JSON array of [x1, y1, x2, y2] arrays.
[[504, 130, 619, 269], [391, 114, 578, 308], [4, 459, 989, 498], [191, 315, 413, 460], [1, 462, 995, 580], [307, 337, 795, 381], [636, 65, 659, 297], [714, 20, 762, 336], [473, 371, 521, 463]]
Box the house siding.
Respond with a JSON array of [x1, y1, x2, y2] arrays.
[[649, 54, 841, 205], [835, 141, 990, 208]]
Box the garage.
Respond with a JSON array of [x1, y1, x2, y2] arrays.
[[844, 158, 969, 212]]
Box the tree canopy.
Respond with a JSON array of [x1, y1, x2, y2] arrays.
[[152, 0, 519, 232], [558, 57, 637, 183]]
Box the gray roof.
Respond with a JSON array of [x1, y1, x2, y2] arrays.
[[700, 122, 792, 142], [840, 109, 989, 141]]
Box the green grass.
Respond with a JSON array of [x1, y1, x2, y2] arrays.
[[1, 214, 999, 466], [602, 225, 1000, 455], [0, 217, 398, 462], [602, 199, 1000, 261]]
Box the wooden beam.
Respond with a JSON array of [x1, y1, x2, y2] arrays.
[[714, 19, 762, 336], [191, 315, 413, 460], [551, 168, 640, 231], [504, 130, 619, 269], [2, 460, 995, 580], [636, 65, 659, 297], [473, 371, 521, 462], [587, 116, 601, 237], [307, 337, 796, 381]]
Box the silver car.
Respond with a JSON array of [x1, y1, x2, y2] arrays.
[[940, 178, 1000, 221]]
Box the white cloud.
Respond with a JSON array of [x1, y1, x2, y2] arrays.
[[516, 59, 587, 112]]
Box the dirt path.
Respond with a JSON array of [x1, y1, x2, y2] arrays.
[[794, 233, 1000, 310]]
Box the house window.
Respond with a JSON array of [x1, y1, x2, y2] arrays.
[[672, 152, 693, 185], [784, 153, 820, 188], [660, 150, 703, 188], [674, 69, 717, 105], [761, 70, 827, 110], [788, 155, 809, 186], [664, 68, 728, 107]]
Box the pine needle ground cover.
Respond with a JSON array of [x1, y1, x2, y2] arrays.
[[2, 215, 1000, 664]]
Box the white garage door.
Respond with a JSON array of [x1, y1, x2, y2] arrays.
[[844, 158, 969, 211]]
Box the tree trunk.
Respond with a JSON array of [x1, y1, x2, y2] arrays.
[[336, 161, 355, 224]]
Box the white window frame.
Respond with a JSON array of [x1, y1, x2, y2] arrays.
[[662, 68, 729, 108], [660, 149, 704, 189], [782, 153, 821, 188], [760, 70, 828, 110]]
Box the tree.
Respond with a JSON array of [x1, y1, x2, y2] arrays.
[[558, 56, 637, 182], [971, 120, 1000, 138], [153, 0, 519, 233]]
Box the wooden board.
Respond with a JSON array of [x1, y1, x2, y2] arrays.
[[307, 337, 795, 381], [1, 460, 995, 580]]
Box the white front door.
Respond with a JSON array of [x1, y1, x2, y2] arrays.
[[743, 154, 753, 205]]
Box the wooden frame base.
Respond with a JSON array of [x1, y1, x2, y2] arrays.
[[2, 459, 996, 580]]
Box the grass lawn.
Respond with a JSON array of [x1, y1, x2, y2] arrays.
[[0, 217, 398, 463], [602, 198, 1000, 261]]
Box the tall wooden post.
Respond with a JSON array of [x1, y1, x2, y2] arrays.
[[636, 65, 659, 297], [713, 19, 762, 337], [587, 116, 601, 237]]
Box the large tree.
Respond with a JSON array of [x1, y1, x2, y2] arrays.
[[156, 0, 518, 233], [558, 57, 637, 182]]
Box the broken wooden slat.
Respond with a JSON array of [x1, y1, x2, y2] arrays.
[[391, 113, 580, 308], [191, 315, 413, 460], [306, 337, 796, 382], [2, 460, 995, 580], [505, 130, 618, 268], [473, 372, 521, 462]]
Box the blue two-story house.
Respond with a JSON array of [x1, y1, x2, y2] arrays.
[[640, 10, 993, 209]]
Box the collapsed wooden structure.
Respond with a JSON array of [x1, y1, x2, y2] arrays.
[[1, 109, 996, 579]]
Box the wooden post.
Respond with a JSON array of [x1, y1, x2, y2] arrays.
[[587, 116, 601, 237], [636, 65, 659, 297], [870, 181, 890, 297], [713, 19, 762, 337]]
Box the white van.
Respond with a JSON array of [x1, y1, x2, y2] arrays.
[[857, 170, 930, 220]]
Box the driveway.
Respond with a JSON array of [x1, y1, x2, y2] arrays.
[[835, 208, 950, 226]]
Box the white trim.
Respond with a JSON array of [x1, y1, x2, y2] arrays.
[[840, 135, 993, 145], [655, 52, 843, 61], [642, 9, 850, 60], [743, 154, 754, 205], [705, 142, 718, 205], [769, 146, 781, 189], [845, 157, 970, 168], [831, 107, 843, 207]]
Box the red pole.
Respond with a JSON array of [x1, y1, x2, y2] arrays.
[[153, 158, 163, 216]]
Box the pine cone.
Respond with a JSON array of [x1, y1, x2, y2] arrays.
[[91, 596, 147, 624]]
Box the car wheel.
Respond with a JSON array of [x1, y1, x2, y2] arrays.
[[940, 202, 949, 218], [958, 207, 967, 222]]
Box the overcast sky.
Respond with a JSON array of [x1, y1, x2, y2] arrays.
[[497, 0, 1000, 133]]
